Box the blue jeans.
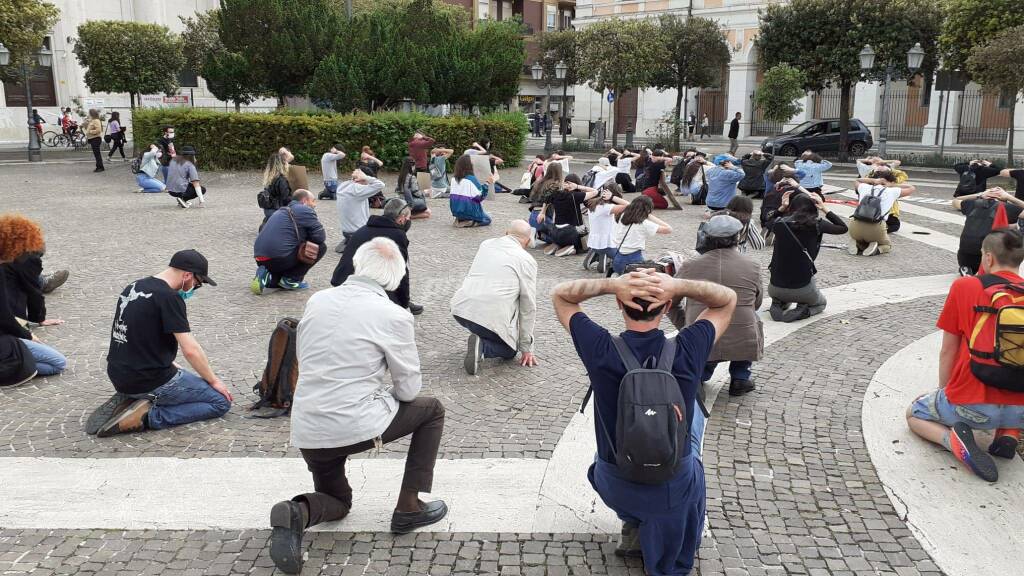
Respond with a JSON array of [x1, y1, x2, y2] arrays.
[[612, 250, 645, 274], [136, 173, 166, 193], [702, 360, 752, 383], [454, 316, 517, 360], [324, 180, 338, 198], [20, 339, 66, 376], [912, 389, 1024, 430], [160, 165, 169, 182], [130, 369, 231, 430]]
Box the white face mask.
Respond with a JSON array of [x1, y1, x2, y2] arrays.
[[167, 132, 175, 139]]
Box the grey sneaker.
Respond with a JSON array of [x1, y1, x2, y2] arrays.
[[41, 269, 69, 294], [334, 241, 346, 254], [862, 241, 880, 256], [465, 334, 481, 375], [847, 237, 860, 256]]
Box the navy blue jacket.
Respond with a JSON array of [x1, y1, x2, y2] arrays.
[[254, 201, 326, 260]]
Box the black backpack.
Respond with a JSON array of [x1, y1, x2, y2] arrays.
[[249, 317, 300, 418], [691, 169, 709, 206], [669, 159, 686, 186], [960, 199, 1000, 255], [595, 337, 688, 485], [852, 185, 886, 223], [581, 169, 597, 188], [130, 155, 143, 175], [955, 169, 976, 196]]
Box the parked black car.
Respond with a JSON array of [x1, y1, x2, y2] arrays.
[[760, 118, 874, 157]]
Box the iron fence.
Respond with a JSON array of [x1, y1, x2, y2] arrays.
[[749, 92, 783, 137], [694, 91, 726, 136], [881, 91, 928, 142], [957, 90, 1010, 145]]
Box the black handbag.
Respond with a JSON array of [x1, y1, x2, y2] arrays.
[[0, 335, 37, 387]]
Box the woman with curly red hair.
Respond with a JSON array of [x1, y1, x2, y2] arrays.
[[0, 214, 66, 386]]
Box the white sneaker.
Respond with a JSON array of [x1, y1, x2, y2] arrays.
[[863, 241, 879, 256], [847, 237, 860, 256], [543, 244, 558, 256], [135, 188, 144, 194], [176, 198, 191, 209], [555, 245, 576, 257]]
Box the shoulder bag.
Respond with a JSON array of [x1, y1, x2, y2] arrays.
[[779, 219, 818, 275], [285, 208, 320, 265]]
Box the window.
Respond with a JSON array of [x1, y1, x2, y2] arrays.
[[2, 37, 57, 107], [546, 5, 555, 31], [827, 121, 841, 133], [998, 88, 1016, 109], [478, 0, 490, 20], [501, 1, 511, 20]]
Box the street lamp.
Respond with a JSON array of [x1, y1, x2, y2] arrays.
[[555, 60, 568, 147], [0, 42, 53, 162], [531, 61, 556, 152], [860, 42, 924, 157]]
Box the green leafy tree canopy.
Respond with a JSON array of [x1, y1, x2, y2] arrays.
[[941, 0, 1024, 73], [73, 20, 184, 108], [0, 0, 59, 67], [180, 10, 263, 110], [579, 18, 660, 96], [754, 63, 807, 124], [966, 24, 1024, 166]]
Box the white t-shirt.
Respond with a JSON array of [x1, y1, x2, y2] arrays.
[[612, 219, 660, 255], [588, 204, 615, 250], [321, 152, 345, 181], [617, 158, 633, 174], [592, 169, 618, 190], [855, 183, 901, 216]]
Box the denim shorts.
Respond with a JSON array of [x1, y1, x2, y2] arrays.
[[911, 389, 1024, 430]]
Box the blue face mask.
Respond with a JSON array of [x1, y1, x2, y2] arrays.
[[178, 278, 196, 301]]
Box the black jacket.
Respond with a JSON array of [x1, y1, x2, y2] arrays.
[[728, 118, 740, 139], [267, 174, 292, 209], [0, 273, 31, 340], [739, 154, 772, 192], [331, 215, 411, 307], [1, 254, 45, 323]]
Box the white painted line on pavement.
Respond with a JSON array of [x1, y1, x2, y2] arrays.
[[862, 331, 1024, 576], [827, 203, 962, 253]]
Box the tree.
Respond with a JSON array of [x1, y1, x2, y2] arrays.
[[218, 0, 343, 105], [579, 18, 661, 147], [967, 25, 1024, 167], [540, 29, 583, 145], [0, 0, 59, 69], [757, 0, 941, 161], [940, 0, 1024, 73], [180, 11, 263, 111], [651, 15, 730, 150], [73, 21, 184, 109], [754, 64, 807, 154], [450, 19, 525, 109]]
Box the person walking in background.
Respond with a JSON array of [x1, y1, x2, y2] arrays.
[[157, 125, 177, 182], [106, 111, 126, 161], [451, 221, 539, 375], [699, 114, 710, 140], [84, 109, 104, 173], [262, 152, 292, 223], [318, 145, 345, 200], [135, 144, 167, 194], [251, 190, 328, 294], [794, 151, 833, 198], [728, 112, 741, 155], [166, 146, 206, 209]]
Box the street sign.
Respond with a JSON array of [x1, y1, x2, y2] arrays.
[[936, 71, 968, 92], [607, 91, 615, 103]]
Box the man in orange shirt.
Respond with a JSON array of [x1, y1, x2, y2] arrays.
[[907, 228, 1024, 482]]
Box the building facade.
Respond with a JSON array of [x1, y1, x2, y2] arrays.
[[570, 0, 1024, 150]]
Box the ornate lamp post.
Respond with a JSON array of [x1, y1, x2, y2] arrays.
[[531, 61, 555, 152], [0, 42, 53, 162], [555, 60, 568, 147], [860, 42, 925, 157]]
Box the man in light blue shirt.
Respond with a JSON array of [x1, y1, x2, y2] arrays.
[[795, 151, 833, 195], [335, 169, 385, 253], [705, 154, 744, 210]]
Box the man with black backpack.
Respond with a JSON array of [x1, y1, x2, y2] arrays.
[[953, 159, 1002, 197], [847, 173, 915, 256], [953, 187, 1024, 275], [907, 228, 1024, 483], [552, 268, 736, 575]]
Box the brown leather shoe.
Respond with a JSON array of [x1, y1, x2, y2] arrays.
[[97, 399, 151, 438]]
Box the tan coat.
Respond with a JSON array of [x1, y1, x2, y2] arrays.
[[84, 118, 103, 140], [671, 247, 763, 363]]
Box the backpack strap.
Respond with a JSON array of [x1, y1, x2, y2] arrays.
[[978, 274, 1009, 289], [610, 336, 643, 371], [657, 337, 677, 371]]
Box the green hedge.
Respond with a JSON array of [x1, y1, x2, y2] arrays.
[[132, 109, 529, 171]]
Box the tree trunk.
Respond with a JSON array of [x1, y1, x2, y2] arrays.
[[277, 94, 286, 108], [1008, 98, 1016, 168], [234, 101, 241, 112], [611, 87, 618, 148], [838, 80, 851, 163], [672, 84, 684, 151], [129, 93, 136, 110]]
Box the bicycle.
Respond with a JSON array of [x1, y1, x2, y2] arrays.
[[42, 128, 86, 149]]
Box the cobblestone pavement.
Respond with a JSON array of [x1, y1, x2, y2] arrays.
[[0, 162, 962, 575]]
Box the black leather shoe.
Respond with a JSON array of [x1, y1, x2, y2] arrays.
[[728, 379, 756, 396], [269, 500, 306, 574], [85, 392, 131, 435], [391, 500, 448, 534], [409, 303, 424, 316]]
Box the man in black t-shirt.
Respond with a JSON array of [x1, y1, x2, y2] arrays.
[[999, 167, 1024, 200], [551, 270, 735, 574], [953, 187, 1024, 275], [96, 249, 232, 437]]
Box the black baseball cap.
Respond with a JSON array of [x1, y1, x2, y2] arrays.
[[169, 249, 217, 286]]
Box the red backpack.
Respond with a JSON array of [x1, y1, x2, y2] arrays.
[[968, 275, 1024, 392]]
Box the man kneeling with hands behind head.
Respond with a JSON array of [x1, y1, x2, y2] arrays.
[[552, 268, 736, 576]]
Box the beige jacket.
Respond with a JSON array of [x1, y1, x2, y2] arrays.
[[84, 118, 103, 139], [450, 235, 538, 352]]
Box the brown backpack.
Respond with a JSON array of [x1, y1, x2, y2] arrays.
[[250, 317, 300, 417]]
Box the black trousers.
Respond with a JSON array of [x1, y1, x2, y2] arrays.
[[263, 243, 326, 286], [169, 185, 207, 202], [615, 172, 636, 194], [108, 135, 126, 158], [957, 250, 981, 275], [88, 137, 103, 169], [295, 397, 446, 527]]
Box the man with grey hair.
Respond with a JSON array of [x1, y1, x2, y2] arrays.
[[252, 189, 327, 294], [335, 168, 386, 253], [269, 236, 447, 574], [451, 220, 539, 375], [331, 197, 423, 315]]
